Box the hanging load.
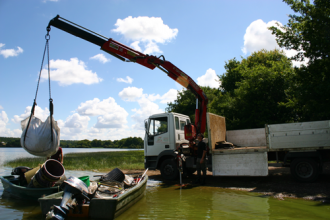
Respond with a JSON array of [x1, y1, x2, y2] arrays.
[[20, 28, 60, 157], [21, 115, 60, 157]]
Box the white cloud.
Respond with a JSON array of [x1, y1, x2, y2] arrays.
[[61, 113, 89, 129], [0, 43, 23, 58], [117, 76, 133, 84], [112, 16, 178, 54], [51, 97, 129, 139], [0, 111, 9, 127], [57, 113, 90, 138], [118, 87, 176, 130], [242, 19, 307, 67], [119, 87, 143, 101], [94, 113, 128, 129], [146, 91, 176, 103], [90, 54, 110, 63], [131, 95, 163, 130], [83, 127, 144, 141], [0, 111, 21, 137], [159, 89, 178, 104], [0, 105, 3, 110], [144, 41, 162, 54], [130, 41, 142, 52], [147, 94, 161, 101], [242, 19, 280, 55], [12, 106, 50, 124], [76, 97, 128, 129], [197, 68, 220, 88], [0, 111, 13, 138], [41, 58, 103, 86]]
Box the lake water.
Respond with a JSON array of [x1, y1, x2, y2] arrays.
[[1, 148, 329, 219]]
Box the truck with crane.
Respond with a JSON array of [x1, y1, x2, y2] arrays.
[[47, 15, 330, 183]]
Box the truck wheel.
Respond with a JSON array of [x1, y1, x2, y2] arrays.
[[160, 159, 179, 180], [290, 158, 320, 182]]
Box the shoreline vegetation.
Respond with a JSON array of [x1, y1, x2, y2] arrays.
[[3, 151, 145, 172], [0, 137, 144, 149]]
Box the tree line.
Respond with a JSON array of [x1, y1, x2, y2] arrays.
[[167, 0, 330, 130], [0, 137, 21, 147], [0, 137, 144, 149]]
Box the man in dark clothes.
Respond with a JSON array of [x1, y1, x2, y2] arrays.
[[47, 147, 63, 164], [195, 133, 207, 185]]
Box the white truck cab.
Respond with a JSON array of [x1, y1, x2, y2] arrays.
[[144, 112, 191, 179]]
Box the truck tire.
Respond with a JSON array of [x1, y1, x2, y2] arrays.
[[160, 159, 179, 180], [290, 158, 320, 182]]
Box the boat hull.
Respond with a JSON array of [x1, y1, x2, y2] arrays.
[[0, 175, 61, 201], [39, 175, 148, 219]]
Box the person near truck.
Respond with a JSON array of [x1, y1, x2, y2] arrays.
[[195, 133, 207, 185]]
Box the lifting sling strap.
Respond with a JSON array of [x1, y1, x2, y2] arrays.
[[23, 27, 54, 145]]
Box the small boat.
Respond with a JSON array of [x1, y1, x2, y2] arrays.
[[39, 174, 148, 220], [0, 175, 61, 201]]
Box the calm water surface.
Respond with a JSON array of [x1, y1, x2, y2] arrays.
[[0, 148, 329, 219]]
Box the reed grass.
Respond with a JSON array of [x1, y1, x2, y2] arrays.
[[3, 151, 145, 172]]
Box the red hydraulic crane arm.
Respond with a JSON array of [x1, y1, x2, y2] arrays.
[[102, 39, 208, 135], [47, 15, 208, 137]]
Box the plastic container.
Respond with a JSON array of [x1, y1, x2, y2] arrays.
[[78, 176, 90, 187]]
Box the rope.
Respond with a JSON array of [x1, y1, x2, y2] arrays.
[[46, 31, 54, 142], [47, 36, 52, 100], [23, 30, 54, 143]]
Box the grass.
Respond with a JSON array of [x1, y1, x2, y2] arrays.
[[3, 151, 145, 172]]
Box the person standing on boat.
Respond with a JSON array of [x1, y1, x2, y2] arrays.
[[195, 133, 207, 185], [47, 147, 63, 164]]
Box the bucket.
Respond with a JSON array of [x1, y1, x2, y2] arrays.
[[28, 159, 65, 188], [78, 176, 90, 187]]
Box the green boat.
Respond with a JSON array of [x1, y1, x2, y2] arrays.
[[0, 175, 61, 201], [39, 175, 148, 220]]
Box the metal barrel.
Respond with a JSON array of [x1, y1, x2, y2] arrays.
[[28, 159, 65, 188]]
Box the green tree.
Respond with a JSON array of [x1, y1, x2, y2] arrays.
[[166, 86, 220, 124], [269, 0, 330, 121], [91, 139, 102, 148], [77, 139, 91, 148], [269, 0, 330, 62], [6, 139, 21, 147], [103, 140, 113, 148], [212, 50, 295, 129], [220, 58, 242, 94]]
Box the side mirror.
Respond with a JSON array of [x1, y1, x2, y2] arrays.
[[144, 120, 148, 132]]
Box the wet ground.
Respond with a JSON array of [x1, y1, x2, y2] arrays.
[[131, 162, 330, 202]]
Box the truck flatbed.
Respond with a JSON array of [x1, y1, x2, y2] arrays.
[[213, 146, 268, 155]]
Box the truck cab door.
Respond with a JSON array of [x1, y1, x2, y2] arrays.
[[145, 116, 171, 156], [174, 116, 190, 148]]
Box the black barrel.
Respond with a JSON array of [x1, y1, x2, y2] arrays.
[[28, 159, 65, 188]]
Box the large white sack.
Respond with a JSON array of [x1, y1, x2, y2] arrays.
[[20, 116, 60, 157]]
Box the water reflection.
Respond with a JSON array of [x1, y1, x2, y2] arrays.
[[0, 192, 42, 220], [212, 190, 269, 219], [115, 183, 271, 220]]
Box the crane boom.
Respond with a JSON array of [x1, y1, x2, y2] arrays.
[[47, 15, 208, 138]]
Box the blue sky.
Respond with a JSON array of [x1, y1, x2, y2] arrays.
[[0, 0, 297, 140]]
